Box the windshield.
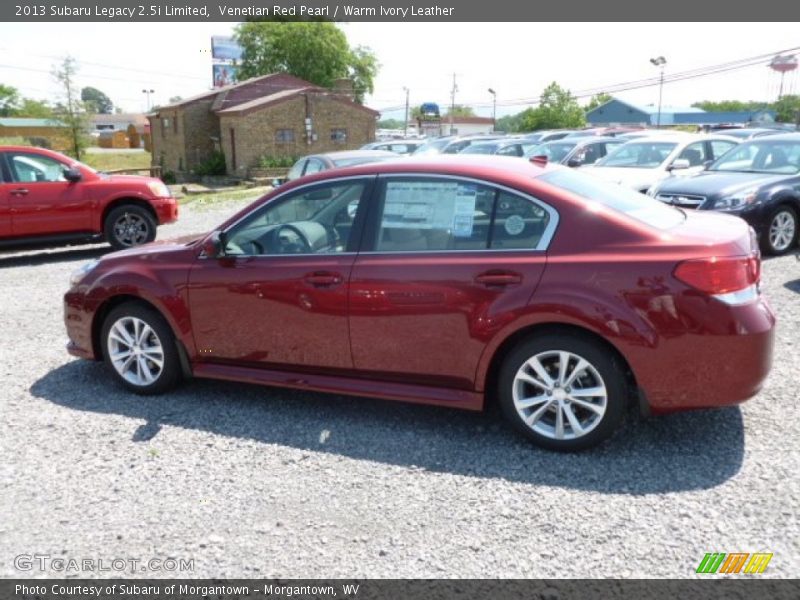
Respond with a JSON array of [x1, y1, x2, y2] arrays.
[[460, 143, 500, 155], [596, 141, 678, 168], [412, 139, 451, 155], [709, 140, 800, 174], [539, 168, 684, 229], [526, 142, 576, 162], [331, 155, 393, 168]]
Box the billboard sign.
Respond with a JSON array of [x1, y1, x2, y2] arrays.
[[211, 36, 243, 61], [213, 64, 238, 88]]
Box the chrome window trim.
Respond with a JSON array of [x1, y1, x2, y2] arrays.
[[364, 172, 559, 255]]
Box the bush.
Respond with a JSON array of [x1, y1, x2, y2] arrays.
[[161, 171, 176, 184], [258, 155, 298, 169], [193, 151, 227, 177]]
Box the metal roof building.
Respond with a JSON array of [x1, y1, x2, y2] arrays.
[[586, 97, 776, 127]]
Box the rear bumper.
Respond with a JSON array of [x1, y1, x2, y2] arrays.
[[629, 295, 775, 414], [151, 197, 179, 225]]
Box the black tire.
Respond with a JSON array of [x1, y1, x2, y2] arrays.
[[104, 204, 157, 250], [100, 302, 181, 395], [761, 205, 797, 256], [497, 332, 627, 451]]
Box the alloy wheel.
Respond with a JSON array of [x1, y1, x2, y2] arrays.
[[107, 316, 164, 387], [113, 213, 150, 247], [769, 210, 796, 252], [512, 350, 608, 441]]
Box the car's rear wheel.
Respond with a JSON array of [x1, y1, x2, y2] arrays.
[[101, 303, 181, 394], [763, 205, 797, 255], [104, 205, 156, 250], [497, 333, 626, 451]]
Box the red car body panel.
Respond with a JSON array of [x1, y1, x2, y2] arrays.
[[0, 146, 177, 242], [64, 156, 775, 415]]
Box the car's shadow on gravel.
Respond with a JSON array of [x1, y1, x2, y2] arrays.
[[783, 278, 800, 294], [0, 245, 110, 268], [31, 360, 745, 495]]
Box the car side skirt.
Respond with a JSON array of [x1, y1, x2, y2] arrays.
[[192, 362, 484, 411]]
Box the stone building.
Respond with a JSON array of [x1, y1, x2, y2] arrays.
[[147, 73, 378, 177]]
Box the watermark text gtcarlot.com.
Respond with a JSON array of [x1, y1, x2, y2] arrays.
[[14, 554, 194, 573]]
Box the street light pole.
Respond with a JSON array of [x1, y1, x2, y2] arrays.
[[403, 86, 409, 137], [142, 88, 155, 111], [649, 56, 666, 129], [488, 88, 496, 132]]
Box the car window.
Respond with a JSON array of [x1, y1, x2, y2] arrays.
[[526, 142, 575, 162], [710, 140, 737, 160], [597, 142, 678, 168], [287, 159, 306, 180], [677, 141, 708, 166], [491, 191, 550, 250], [444, 140, 472, 154], [497, 144, 522, 157], [710, 140, 800, 174], [539, 168, 684, 230], [579, 143, 603, 165], [373, 178, 552, 253], [303, 158, 324, 175], [224, 181, 367, 256], [7, 152, 68, 183]]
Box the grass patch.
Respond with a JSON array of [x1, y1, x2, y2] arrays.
[[179, 185, 272, 209], [81, 151, 152, 172]]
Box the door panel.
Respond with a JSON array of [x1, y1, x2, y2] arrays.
[[4, 151, 88, 236], [188, 255, 355, 369], [349, 176, 551, 390], [187, 177, 372, 371]]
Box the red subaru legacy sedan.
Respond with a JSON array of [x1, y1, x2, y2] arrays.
[[0, 146, 178, 250], [64, 156, 774, 451]]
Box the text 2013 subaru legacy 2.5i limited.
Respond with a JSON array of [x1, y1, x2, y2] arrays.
[[64, 155, 775, 451]]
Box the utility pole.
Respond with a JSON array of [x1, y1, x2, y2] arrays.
[[142, 88, 155, 111], [449, 73, 458, 135], [649, 56, 667, 129], [403, 86, 410, 137], [488, 88, 497, 132]]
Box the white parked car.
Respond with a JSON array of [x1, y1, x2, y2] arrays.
[[580, 134, 740, 193]]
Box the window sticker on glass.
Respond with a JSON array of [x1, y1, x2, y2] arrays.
[[504, 214, 526, 236], [383, 181, 476, 232]]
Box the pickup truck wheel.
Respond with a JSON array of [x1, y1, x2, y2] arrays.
[[105, 205, 156, 249]]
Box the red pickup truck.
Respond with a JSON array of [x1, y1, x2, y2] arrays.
[[0, 146, 178, 249]]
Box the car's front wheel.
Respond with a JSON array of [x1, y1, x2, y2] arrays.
[[104, 205, 157, 250], [497, 333, 627, 451], [101, 303, 181, 394], [763, 205, 797, 256]]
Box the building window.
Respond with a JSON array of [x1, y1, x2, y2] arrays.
[[162, 117, 170, 136], [331, 128, 347, 144], [275, 129, 295, 143]]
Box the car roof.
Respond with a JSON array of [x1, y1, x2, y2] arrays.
[[310, 149, 396, 160], [739, 132, 800, 142]]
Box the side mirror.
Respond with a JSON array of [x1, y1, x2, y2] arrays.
[[201, 231, 226, 259], [64, 167, 82, 182], [668, 158, 691, 171], [567, 157, 582, 168]]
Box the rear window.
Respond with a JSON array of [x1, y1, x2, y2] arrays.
[[539, 168, 684, 229]]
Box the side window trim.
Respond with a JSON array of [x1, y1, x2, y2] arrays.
[[362, 173, 559, 254]]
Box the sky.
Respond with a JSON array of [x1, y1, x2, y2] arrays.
[[1, 22, 798, 121]]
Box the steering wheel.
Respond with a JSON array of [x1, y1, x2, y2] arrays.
[[274, 224, 313, 254]]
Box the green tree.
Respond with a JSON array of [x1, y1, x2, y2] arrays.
[[520, 83, 584, 130], [691, 100, 766, 112], [377, 118, 403, 129], [235, 22, 378, 104], [52, 57, 89, 160], [81, 86, 113, 114], [443, 104, 475, 118], [772, 95, 800, 123], [17, 98, 53, 118], [585, 92, 612, 112], [0, 84, 20, 116]]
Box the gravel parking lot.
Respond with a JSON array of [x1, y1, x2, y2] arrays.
[[1, 195, 798, 579]]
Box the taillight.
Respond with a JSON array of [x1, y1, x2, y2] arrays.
[[674, 255, 759, 296]]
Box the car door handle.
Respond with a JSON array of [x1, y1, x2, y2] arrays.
[[475, 270, 523, 286], [304, 271, 343, 287], [10, 188, 29, 196]]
